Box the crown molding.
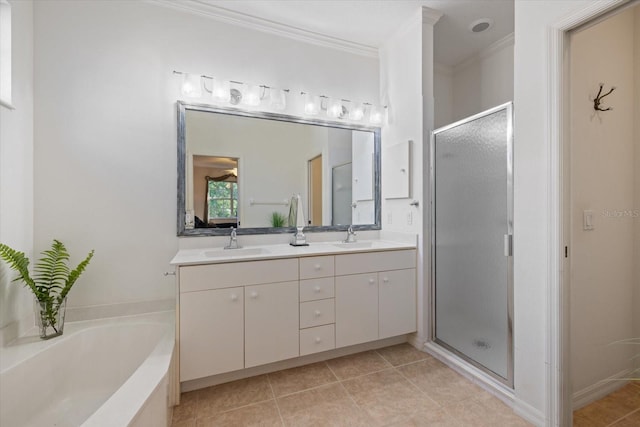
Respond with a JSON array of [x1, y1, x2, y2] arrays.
[[147, 0, 379, 58], [453, 32, 514, 74], [422, 6, 443, 26]]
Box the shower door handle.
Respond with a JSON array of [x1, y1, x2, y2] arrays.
[[504, 234, 513, 257]]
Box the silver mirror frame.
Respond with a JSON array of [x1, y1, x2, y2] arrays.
[[177, 101, 382, 236]]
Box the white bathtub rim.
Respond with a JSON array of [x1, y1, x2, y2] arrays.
[[81, 321, 174, 426], [0, 310, 174, 375]]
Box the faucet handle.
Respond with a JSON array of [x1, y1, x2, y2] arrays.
[[230, 226, 236, 237]]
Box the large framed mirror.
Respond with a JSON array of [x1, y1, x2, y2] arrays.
[[177, 102, 381, 236]]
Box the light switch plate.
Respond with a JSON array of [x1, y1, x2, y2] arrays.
[[583, 210, 594, 231]]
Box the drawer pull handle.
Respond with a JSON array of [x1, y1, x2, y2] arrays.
[[383, 277, 389, 283], [314, 310, 322, 317], [250, 291, 258, 299], [315, 337, 322, 343], [314, 286, 321, 293], [314, 264, 321, 270], [368, 278, 375, 284], [230, 294, 238, 301]]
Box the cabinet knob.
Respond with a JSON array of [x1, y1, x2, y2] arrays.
[[250, 291, 258, 299], [230, 293, 238, 301], [315, 337, 322, 343], [383, 277, 389, 283], [314, 264, 321, 270], [314, 286, 321, 293], [368, 278, 375, 284], [314, 310, 321, 317]]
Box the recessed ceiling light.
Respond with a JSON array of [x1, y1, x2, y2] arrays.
[[469, 18, 494, 33]]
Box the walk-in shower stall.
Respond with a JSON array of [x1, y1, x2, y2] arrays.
[[430, 102, 514, 386]]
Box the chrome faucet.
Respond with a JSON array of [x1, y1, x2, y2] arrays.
[[343, 225, 357, 243], [224, 227, 241, 249]]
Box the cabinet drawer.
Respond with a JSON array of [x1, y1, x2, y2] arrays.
[[335, 249, 415, 276], [180, 258, 298, 292], [300, 324, 335, 356], [299, 277, 334, 302], [300, 299, 335, 328], [299, 256, 334, 279]]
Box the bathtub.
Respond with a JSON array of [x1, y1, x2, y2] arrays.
[[0, 311, 176, 427]]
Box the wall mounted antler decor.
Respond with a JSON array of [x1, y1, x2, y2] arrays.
[[593, 83, 616, 112]]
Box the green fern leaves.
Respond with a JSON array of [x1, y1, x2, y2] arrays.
[[0, 239, 94, 303]]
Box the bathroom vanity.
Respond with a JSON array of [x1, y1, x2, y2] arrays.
[[170, 241, 416, 385]]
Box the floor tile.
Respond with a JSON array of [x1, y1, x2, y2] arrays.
[[599, 383, 640, 414], [268, 362, 337, 397], [572, 414, 601, 427], [172, 419, 196, 427], [172, 390, 199, 423], [326, 350, 391, 380], [195, 375, 274, 418], [573, 401, 621, 426], [376, 343, 431, 367], [397, 358, 485, 406], [445, 395, 533, 427], [196, 400, 282, 427], [341, 368, 440, 425], [277, 383, 372, 426], [388, 407, 462, 427], [610, 409, 640, 426]]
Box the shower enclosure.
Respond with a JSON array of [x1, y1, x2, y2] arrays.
[[430, 102, 513, 386]]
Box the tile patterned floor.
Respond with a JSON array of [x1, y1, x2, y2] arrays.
[[573, 382, 640, 427], [172, 344, 533, 427]]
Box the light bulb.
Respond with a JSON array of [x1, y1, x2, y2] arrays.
[[181, 73, 202, 98], [349, 102, 364, 121], [327, 98, 343, 119], [369, 105, 383, 124], [212, 78, 230, 102], [270, 88, 286, 111], [303, 93, 320, 115], [242, 84, 261, 106]]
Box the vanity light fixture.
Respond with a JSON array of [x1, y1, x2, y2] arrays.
[[212, 78, 231, 102], [270, 88, 287, 111], [349, 102, 365, 121], [181, 73, 202, 98], [242, 84, 261, 107], [303, 93, 321, 115], [369, 104, 384, 124]]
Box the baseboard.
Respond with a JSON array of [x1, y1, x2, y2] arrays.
[[512, 397, 546, 427], [406, 332, 427, 350], [572, 369, 632, 410], [181, 335, 408, 392]]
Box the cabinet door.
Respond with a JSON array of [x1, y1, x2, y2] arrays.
[[335, 273, 378, 348], [180, 288, 244, 381], [245, 281, 299, 368], [379, 269, 416, 338]]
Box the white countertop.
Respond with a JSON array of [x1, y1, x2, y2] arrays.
[[170, 240, 417, 266]]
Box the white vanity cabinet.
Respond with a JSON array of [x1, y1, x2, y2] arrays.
[[179, 287, 244, 381], [335, 249, 417, 348], [245, 281, 299, 368], [175, 245, 416, 384], [178, 258, 298, 381]]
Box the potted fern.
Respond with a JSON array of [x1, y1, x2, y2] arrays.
[[0, 240, 94, 339]]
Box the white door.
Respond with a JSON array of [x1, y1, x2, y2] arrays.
[[180, 288, 244, 381], [378, 269, 416, 338], [245, 281, 299, 368], [335, 273, 378, 347]]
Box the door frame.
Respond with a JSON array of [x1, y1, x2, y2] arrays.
[[547, 1, 630, 425]]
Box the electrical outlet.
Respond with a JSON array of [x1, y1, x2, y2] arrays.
[[387, 212, 392, 224], [407, 211, 413, 225]]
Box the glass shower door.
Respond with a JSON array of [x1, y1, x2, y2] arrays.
[[431, 103, 513, 384]]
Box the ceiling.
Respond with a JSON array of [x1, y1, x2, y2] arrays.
[[193, 0, 514, 67]]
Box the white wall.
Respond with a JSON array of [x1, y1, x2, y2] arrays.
[[380, 7, 439, 344], [570, 8, 637, 397], [33, 0, 379, 309], [513, 0, 615, 423], [452, 36, 514, 124], [634, 6, 640, 375], [0, 0, 34, 345], [434, 66, 453, 129]]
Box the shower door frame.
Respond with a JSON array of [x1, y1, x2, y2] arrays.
[[429, 102, 514, 388]]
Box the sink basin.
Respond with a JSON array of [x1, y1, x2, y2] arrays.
[[204, 248, 270, 258], [331, 242, 374, 249]]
